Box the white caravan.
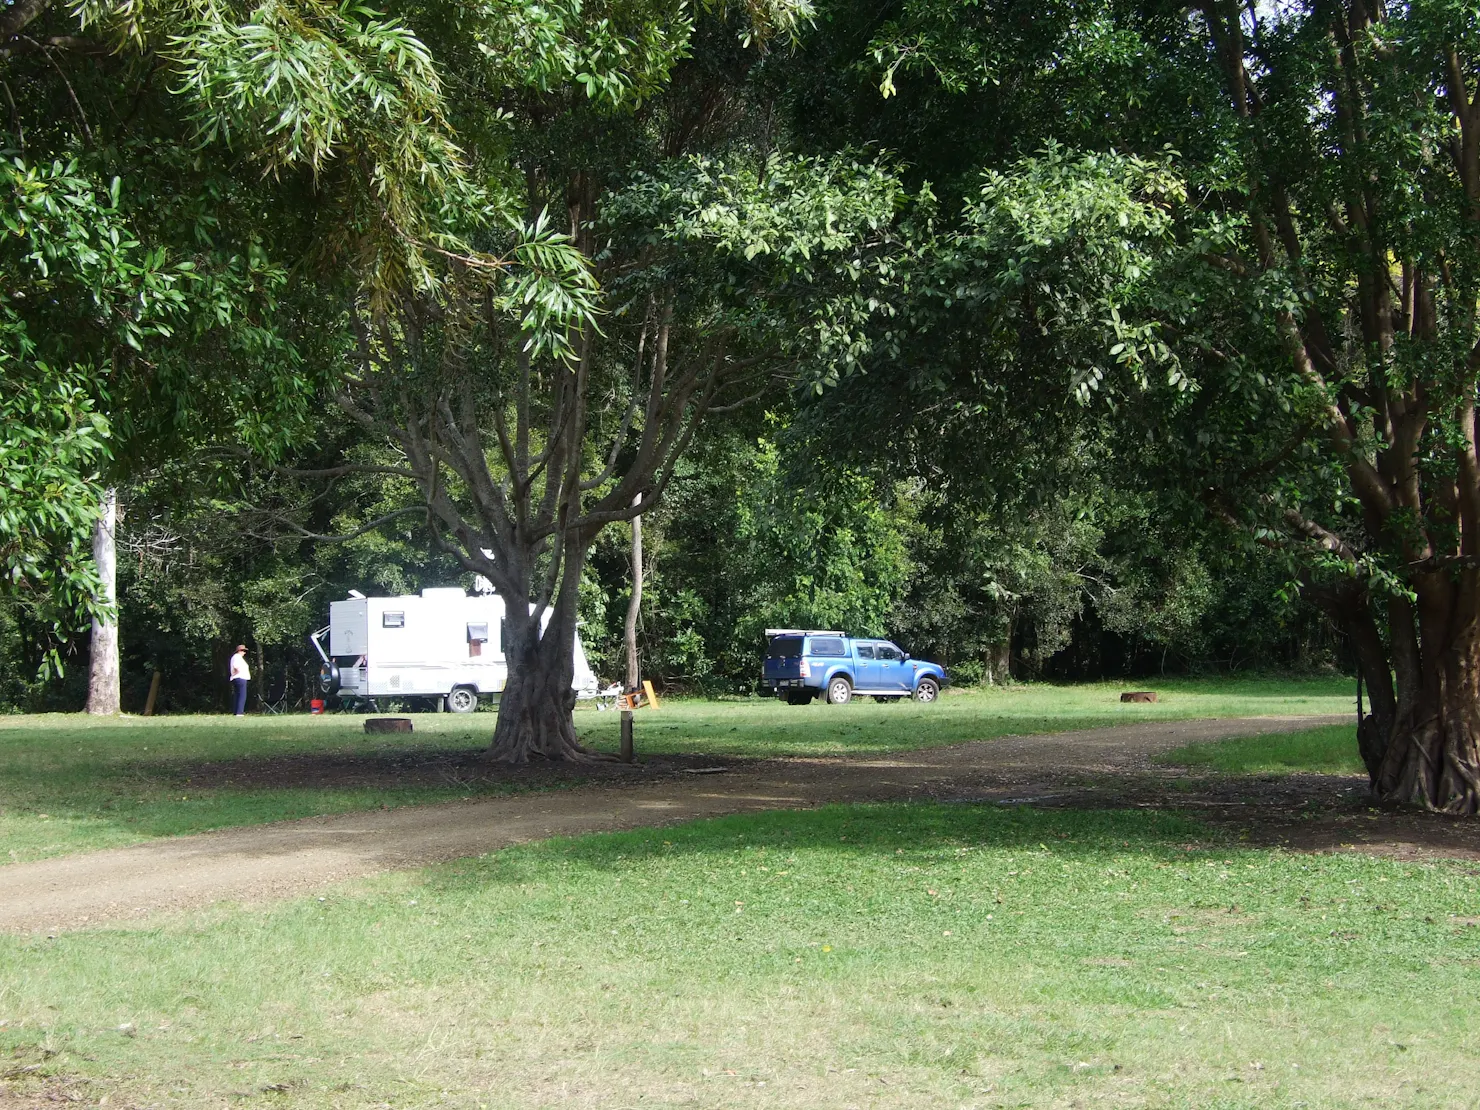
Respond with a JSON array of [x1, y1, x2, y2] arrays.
[[310, 587, 597, 713]]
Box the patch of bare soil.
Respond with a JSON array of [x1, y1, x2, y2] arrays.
[[0, 1067, 92, 1109], [10, 712, 1475, 936]]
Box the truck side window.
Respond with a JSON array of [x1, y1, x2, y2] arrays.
[[808, 637, 846, 657], [382, 611, 405, 628], [856, 644, 875, 660], [877, 645, 901, 661]]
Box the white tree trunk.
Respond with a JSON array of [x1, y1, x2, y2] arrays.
[[85, 487, 121, 715]]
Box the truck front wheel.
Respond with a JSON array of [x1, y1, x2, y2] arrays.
[[826, 676, 853, 705], [447, 686, 479, 714], [913, 678, 940, 703]]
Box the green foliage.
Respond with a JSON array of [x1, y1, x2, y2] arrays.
[[0, 155, 192, 671], [467, 0, 694, 109], [591, 426, 914, 689], [954, 145, 1186, 402], [0, 0, 1388, 712], [104, 451, 467, 712], [603, 151, 920, 387]]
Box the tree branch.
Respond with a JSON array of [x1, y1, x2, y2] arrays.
[[243, 506, 428, 544], [0, 0, 53, 40]]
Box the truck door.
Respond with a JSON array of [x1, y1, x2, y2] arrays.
[[853, 643, 878, 690], [875, 643, 910, 692], [764, 636, 804, 687]]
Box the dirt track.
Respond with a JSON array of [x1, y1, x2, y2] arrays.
[[0, 715, 1373, 934]]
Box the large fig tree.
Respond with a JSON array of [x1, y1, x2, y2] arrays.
[[824, 0, 1480, 812], [339, 147, 911, 760]]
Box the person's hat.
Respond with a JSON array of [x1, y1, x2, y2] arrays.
[[235, 644, 247, 652]]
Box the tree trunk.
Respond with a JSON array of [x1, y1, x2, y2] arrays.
[[490, 644, 585, 760], [624, 494, 643, 690], [85, 487, 121, 716], [488, 545, 597, 762], [985, 641, 1011, 685], [1369, 576, 1480, 813], [621, 495, 642, 763]]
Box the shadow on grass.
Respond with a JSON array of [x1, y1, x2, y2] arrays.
[[429, 802, 1228, 892], [0, 743, 751, 845]]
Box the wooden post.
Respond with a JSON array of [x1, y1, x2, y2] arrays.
[[142, 670, 162, 717]]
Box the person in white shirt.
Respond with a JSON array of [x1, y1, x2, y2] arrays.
[[229, 645, 251, 716]]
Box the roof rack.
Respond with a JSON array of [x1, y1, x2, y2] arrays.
[[764, 628, 845, 637]]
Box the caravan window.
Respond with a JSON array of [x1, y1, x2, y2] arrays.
[[382, 611, 405, 628]]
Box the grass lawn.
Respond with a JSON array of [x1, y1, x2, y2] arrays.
[[0, 675, 1353, 864], [1157, 724, 1366, 776], [2, 801, 1477, 1108]]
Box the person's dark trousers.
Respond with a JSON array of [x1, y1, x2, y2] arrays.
[[231, 678, 248, 716]]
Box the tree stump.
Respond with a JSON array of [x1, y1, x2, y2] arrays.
[[365, 718, 413, 734], [1119, 691, 1158, 703]]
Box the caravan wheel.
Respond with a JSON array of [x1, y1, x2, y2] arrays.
[[447, 686, 479, 714]]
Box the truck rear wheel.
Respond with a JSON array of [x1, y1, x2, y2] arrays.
[[447, 686, 478, 714], [826, 676, 853, 705]]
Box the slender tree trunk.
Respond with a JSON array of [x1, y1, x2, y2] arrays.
[[1344, 604, 1398, 778], [1371, 575, 1480, 813], [624, 494, 643, 690], [255, 642, 265, 713], [85, 487, 120, 716], [621, 495, 642, 763]]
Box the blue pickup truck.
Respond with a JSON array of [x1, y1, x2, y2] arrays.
[[762, 629, 947, 705]]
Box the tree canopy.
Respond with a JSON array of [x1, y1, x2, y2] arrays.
[[8, 0, 1479, 808]]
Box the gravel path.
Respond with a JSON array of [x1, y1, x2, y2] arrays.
[[0, 715, 1346, 934]]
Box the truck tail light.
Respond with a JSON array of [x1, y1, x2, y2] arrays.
[[799, 659, 810, 678]]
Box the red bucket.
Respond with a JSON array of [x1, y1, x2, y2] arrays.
[[310, 699, 325, 715]]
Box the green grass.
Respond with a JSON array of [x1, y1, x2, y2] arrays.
[[1158, 724, 1366, 776], [2, 801, 1477, 1108], [579, 674, 1356, 758], [0, 676, 1353, 863]]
